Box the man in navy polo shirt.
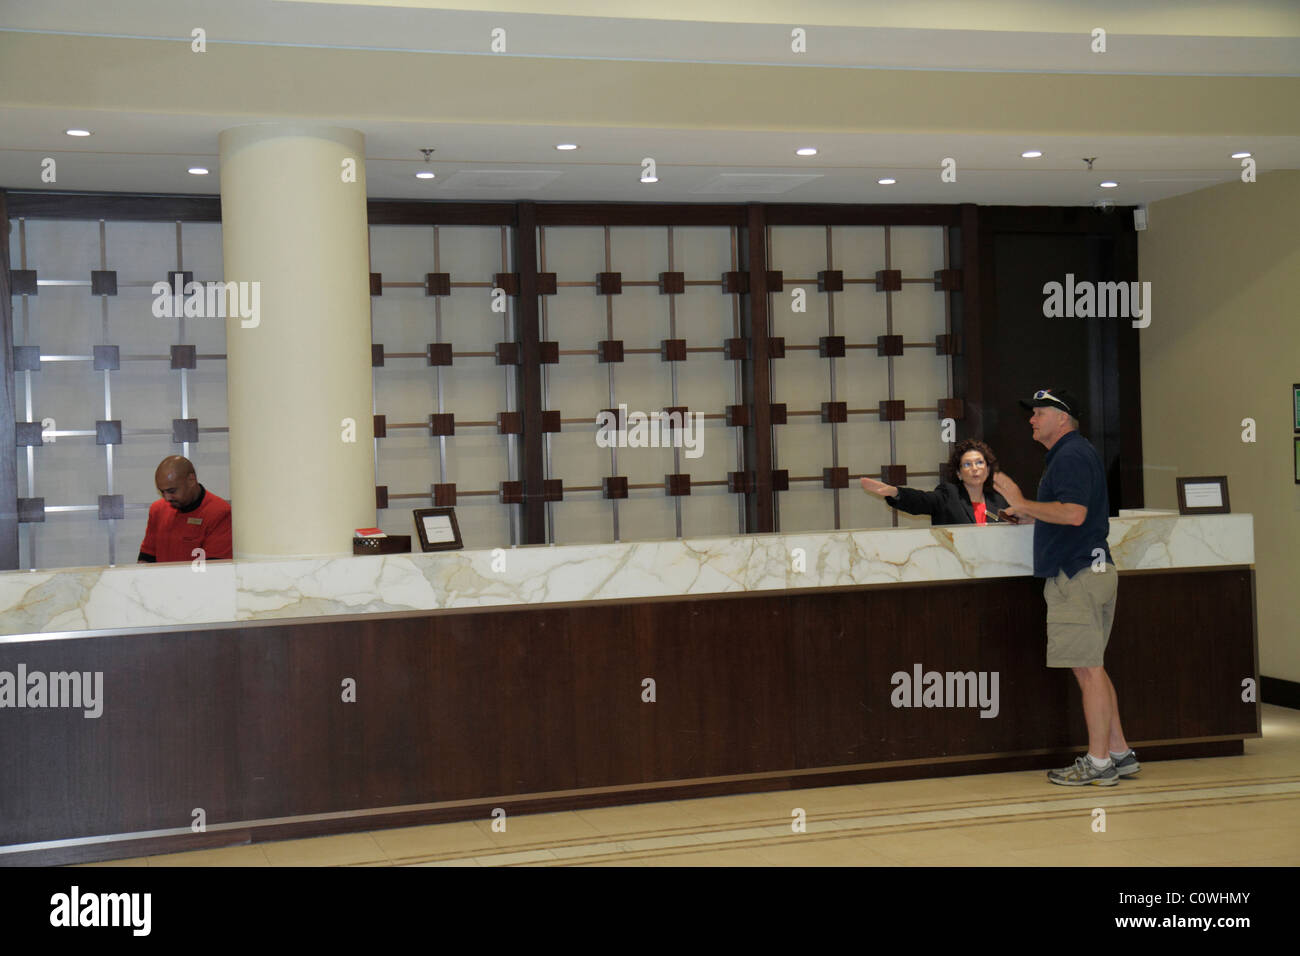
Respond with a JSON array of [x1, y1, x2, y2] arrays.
[[993, 388, 1139, 787]]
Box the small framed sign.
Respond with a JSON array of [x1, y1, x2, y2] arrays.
[[1176, 476, 1231, 515], [1293, 383, 1300, 432], [1294, 437, 1300, 485], [413, 507, 464, 552]]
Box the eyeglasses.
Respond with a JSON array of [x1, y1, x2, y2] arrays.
[[1032, 389, 1070, 411], [959, 460, 987, 469]]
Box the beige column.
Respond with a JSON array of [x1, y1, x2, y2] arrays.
[[218, 124, 374, 558]]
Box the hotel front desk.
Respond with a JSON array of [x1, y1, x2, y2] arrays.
[[0, 513, 1258, 864]]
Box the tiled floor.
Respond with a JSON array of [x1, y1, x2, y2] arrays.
[[82, 704, 1300, 867]]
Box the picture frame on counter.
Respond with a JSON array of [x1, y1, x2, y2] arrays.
[[1176, 475, 1231, 515], [413, 507, 464, 552]]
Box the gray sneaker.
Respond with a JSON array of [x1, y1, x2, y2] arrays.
[[1112, 749, 1141, 778], [1048, 756, 1119, 787]]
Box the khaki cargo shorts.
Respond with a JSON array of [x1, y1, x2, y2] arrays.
[[1043, 563, 1118, 668]]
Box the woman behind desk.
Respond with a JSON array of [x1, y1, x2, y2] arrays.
[[860, 439, 1015, 525]]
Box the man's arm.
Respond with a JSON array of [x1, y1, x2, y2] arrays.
[[992, 472, 1087, 525], [138, 506, 158, 563]]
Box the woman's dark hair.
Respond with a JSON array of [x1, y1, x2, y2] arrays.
[[947, 439, 998, 493]]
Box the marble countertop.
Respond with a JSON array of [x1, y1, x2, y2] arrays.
[[0, 514, 1254, 639]]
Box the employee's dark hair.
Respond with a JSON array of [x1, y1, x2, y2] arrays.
[[947, 438, 999, 493]]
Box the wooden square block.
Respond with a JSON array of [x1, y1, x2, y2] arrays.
[[600, 407, 627, 430], [768, 337, 786, 359], [98, 494, 124, 520], [882, 464, 908, 486], [728, 471, 755, 493], [373, 414, 387, 438], [598, 340, 625, 363], [15, 422, 44, 446], [369, 273, 383, 296], [542, 410, 562, 432], [766, 270, 784, 293], [818, 270, 843, 293], [495, 342, 520, 366], [935, 334, 962, 356], [933, 268, 962, 291], [879, 400, 906, 421], [770, 403, 788, 425], [821, 402, 847, 424], [91, 270, 117, 296], [375, 486, 388, 510], [93, 345, 119, 371], [429, 413, 455, 436], [497, 412, 522, 434], [659, 272, 685, 295], [427, 343, 453, 366], [602, 476, 628, 499], [539, 341, 559, 364], [371, 344, 385, 367], [875, 270, 902, 292], [542, 478, 563, 502], [499, 481, 524, 504], [660, 339, 686, 362], [939, 462, 956, 484], [13, 346, 41, 372], [819, 336, 845, 358], [433, 483, 457, 506], [771, 470, 790, 491], [724, 338, 749, 360], [596, 272, 622, 295], [726, 405, 750, 427], [172, 418, 198, 443], [17, 497, 45, 523], [166, 271, 193, 290], [721, 271, 749, 294], [425, 273, 451, 296], [822, 467, 848, 489], [938, 398, 965, 420], [11, 270, 37, 295], [661, 406, 689, 430], [170, 345, 197, 370], [494, 273, 519, 296], [877, 334, 904, 357], [537, 273, 557, 295], [665, 474, 691, 496], [96, 420, 122, 445]]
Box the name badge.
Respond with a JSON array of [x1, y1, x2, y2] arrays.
[[187, 517, 203, 525]]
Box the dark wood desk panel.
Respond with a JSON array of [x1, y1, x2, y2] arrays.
[[0, 568, 1258, 864]]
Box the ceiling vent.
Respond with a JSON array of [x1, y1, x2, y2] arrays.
[[691, 173, 823, 195]]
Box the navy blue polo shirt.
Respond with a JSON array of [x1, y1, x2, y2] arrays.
[[1032, 430, 1112, 579]]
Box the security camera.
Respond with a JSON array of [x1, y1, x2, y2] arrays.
[[1091, 199, 1116, 214]]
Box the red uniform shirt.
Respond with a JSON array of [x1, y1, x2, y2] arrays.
[[139, 485, 233, 563]]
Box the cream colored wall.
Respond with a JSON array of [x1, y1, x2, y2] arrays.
[[1139, 170, 1300, 684]]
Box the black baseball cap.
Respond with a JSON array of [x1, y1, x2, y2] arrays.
[[1019, 387, 1079, 416]]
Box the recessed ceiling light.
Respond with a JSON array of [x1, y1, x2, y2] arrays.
[[415, 171, 435, 180], [877, 178, 896, 185], [1021, 150, 1043, 158], [796, 147, 818, 156], [640, 175, 659, 184], [65, 129, 91, 137], [1099, 181, 1118, 188], [187, 167, 209, 175], [1231, 151, 1251, 159], [555, 143, 578, 151]]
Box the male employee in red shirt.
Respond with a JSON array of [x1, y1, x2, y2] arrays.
[[138, 455, 233, 563]]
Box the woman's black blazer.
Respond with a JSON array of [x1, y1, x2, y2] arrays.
[[885, 481, 1011, 526]]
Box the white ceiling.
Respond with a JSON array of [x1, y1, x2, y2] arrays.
[[2, 0, 1297, 205]]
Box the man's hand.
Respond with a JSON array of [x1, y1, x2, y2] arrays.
[[991, 472, 1024, 507], [860, 476, 898, 498]]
